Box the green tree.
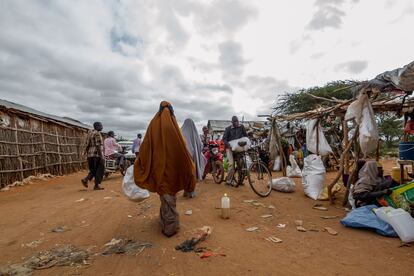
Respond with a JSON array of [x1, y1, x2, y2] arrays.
[[377, 112, 403, 148], [273, 80, 359, 115]]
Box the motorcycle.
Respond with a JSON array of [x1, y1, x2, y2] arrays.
[[203, 140, 224, 184], [104, 146, 130, 178]]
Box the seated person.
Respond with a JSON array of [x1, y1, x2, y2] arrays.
[[104, 131, 125, 169], [352, 161, 392, 207]]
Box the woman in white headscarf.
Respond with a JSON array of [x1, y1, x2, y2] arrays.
[[181, 118, 207, 197], [352, 161, 391, 207]]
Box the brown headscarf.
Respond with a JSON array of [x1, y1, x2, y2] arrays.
[[134, 101, 196, 195]]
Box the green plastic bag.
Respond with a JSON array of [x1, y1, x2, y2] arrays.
[[223, 157, 228, 172]]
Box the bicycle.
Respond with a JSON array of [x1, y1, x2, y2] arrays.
[[228, 141, 272, 197]]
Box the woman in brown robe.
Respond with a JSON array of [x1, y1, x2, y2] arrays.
[[134, 101, 196, 237]]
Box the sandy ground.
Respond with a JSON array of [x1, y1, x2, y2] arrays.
[[0, 159, 413, 276]]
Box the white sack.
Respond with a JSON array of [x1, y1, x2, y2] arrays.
[[122, 165, 150, 202], [229, 137, 251, 152], [272, 177, 296, 193], [286, 155, 302, 178], [273, 156, 281, 171], [301, 154, 326, 200], [345, 93, 379, 156], [306, 119, 332, 156]]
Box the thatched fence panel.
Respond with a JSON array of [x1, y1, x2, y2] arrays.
[[0, 108, 89, 188]]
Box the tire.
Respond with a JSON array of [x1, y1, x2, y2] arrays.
[[212, 160, 224, 184], [232, 157, 245, 187], [120, 160, 130, 176], [248, 161, 272, 197]]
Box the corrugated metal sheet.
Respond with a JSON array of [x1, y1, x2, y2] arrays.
[[0, 99, 90, 129]]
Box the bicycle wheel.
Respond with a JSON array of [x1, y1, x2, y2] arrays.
[[248, 161, 272, 197], [233, 157, 245, 187]]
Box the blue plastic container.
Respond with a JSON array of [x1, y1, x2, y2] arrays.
[[399, 142, 414, 160]]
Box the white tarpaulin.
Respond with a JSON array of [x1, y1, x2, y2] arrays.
[[345, 93, 379, 156], [306, 119, 333, 156]]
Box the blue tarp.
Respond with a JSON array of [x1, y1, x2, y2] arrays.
[[341, 205, 398, 237]]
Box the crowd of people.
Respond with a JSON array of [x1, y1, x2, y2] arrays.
[[81, 101, 404, 238], [81, 101, 249, 237]]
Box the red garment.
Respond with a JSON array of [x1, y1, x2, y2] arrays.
[[404, 120, 414, 135]]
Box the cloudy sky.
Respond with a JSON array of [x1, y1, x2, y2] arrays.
[[1, 0, 413, 138]]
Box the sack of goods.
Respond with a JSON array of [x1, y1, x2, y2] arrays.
[[271, 177, 295, 193], [122, 165, 150, 202], [374, 207, 414, 243], [301, 154, 326, 200], [273, 156, 281, 171], [306, 119, 333, 156], [229, 137, 251, 152], [287, 155, 302, 178]]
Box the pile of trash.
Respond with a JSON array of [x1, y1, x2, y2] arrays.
[[102, 238, 153, 255], [1, 174, 55, 191], [0, 245, 89, 276]]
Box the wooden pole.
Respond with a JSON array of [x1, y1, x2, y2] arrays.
[[328, 128, 358, 203], [342, 136, 360, 206], [343, 118, 349, 174], [41, 122, 47, 171], [316, 119, 320, 156], [274, 119, 286, 176], [13, 118, 24, 181], [55, 125, 62, 175]]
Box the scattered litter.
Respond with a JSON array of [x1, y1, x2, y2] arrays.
[[261, 214, 273, 218], [252, 202, 266, 207], [22, 239, 43, 248], [296, 226, 307, 232], [313, 204, 328, 211], [50, 226, 70, 233], [175, 226, 213, 252], [276, 224, 286, 229], [245, 227, 259, 232], [1, 174, 55, 191], [320, 216, 338, 219], [103, 238, 153, 255], [268, 205, 276, 209], [1, 245, 90, 275], [200, 252, 226, 259], [266, 236, 283, 243], [399, 243, 411, 248], [294, 220, 303, 226], [243, 199, 255, 203], [324, 227, 338, 235], [127, 215, 133, 218], [104, 197, 112, 200], [185, 210, 193, 216], [75, 198, 86, 203]]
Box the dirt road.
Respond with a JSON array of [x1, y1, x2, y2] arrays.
[[0, 162, 413, 275]]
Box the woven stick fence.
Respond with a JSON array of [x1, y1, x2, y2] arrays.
[[0, 109, 88, 187]]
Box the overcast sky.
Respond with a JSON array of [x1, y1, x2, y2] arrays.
[[1, 0, 413, 138]]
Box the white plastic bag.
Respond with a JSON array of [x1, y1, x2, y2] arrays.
[[272, 177, 296, 193], [374, 207, 414, 243], [286, 155, 302, 178], [301, 154, 326, 200], [122, 165, 150, 202], [348, 184, 356, 209], [306, 119, 332, 156], [246, 155, 253, 169], [229, 137, 251, 152], [345, 93, 379, 156], [273, 156, 281, 171]]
